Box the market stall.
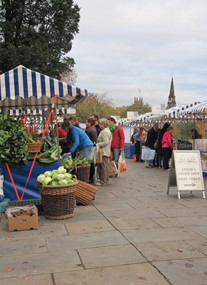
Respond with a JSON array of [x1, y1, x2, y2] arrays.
[[0, 65, 88, 201]]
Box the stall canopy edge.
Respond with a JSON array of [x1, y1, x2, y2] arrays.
[[0, 65, 88, 110]]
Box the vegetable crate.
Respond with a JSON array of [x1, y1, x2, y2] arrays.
[[38, 182, 77, 220], [76, 180, 97, 205]]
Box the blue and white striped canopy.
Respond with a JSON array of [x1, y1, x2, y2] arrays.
[[0, 65, 88, 110]]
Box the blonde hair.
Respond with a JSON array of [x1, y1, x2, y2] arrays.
[[99, 118, 109, 127]]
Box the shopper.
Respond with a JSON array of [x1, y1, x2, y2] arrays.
[[95, 118, 112, 186], [108, 117, 125, 169], [63, 120, 94, 159], [131, 127, 143, 162], [162, 126, 174, 170], [144, 122, 159, 168]]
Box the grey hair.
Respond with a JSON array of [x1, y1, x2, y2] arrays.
[[99, 118, 109, 127]]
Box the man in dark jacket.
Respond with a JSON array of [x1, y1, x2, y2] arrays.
[[144, 122, 159, 168]]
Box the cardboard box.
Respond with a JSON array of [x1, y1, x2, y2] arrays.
[[6, 205, 38, 232]]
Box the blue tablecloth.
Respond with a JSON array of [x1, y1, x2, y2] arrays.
[[124, 143, 135, 159], [2, 160, 61, 201]]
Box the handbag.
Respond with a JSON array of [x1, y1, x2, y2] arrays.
[[118, 150, 126, 172], [95, 145, 103, 164], [141, 147, 155, 161], [108, 160, 118, 177]]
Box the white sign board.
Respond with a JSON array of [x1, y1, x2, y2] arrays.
[[168, 150, 205, 199]]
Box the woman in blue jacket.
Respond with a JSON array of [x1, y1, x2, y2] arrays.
[[64, 120, 94, 159]]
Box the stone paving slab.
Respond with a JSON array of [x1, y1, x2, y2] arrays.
[[187, 239, 207, 255], [46, 230, 128, 251], [152, 215, 207, 228], [188, 226, 207, 238], [65, 219, 115, 234], [120, 228, 202, 243], [126, 199, 186, 210], [153, 258, 207, 285], [136, 194, 179, 203], [176, 197, 207, 208], [107, 217, 160, 230], [53, 263, 170, 285], [78, 244, 147, 268], [134, 240, 205, 261], [157, 206, 207, 218], [92, 197, 136, 210], [0, 237, 47, 256], [0, 250, 81, 278], [0, 274, 53, 285], [100, 208, 165, 219]]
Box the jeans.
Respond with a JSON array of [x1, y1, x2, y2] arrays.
[[80, 146, 94, 159], [111, 148, 121, 168]]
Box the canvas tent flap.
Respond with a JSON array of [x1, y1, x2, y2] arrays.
[[0, 65, 88, 110]]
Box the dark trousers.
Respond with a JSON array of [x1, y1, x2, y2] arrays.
[[134, 141, 141, 162], [163, 147, 172, 169], [89, 162, 95, 183]]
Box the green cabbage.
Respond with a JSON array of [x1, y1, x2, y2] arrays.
[[58, 179, 68, 185]]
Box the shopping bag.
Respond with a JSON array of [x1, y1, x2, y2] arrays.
[[133, 154, 137, 162], [96, 147, 103, 164], [141, 148, 155, 161], [118, 150, 127, 172], [94, 145, 103, 164], [108, 160, 118, 177]]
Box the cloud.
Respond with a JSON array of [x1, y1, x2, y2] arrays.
[[70, 0, 207, 107]]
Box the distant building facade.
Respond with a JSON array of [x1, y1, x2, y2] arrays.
[[151, 104, 166, 114], [166, 77, 176, 109]]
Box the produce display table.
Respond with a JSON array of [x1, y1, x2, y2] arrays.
[[2, 160, 61, 201]]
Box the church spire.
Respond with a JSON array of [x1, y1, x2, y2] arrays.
[[167, 77, 176, 109]]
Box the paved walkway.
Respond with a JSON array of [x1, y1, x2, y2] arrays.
[[0, 159, 207, 285]]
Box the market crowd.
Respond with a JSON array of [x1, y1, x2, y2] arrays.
[[131, 122, 174, 170], [131, 121, 201, 170], [56, 115, 125, 186]]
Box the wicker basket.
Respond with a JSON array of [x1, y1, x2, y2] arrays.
[[73, 164, 90, 183], [38, 182, 77, 220], [27, 142, 42, 153]]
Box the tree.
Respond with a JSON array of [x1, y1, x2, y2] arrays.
[[117, 100, 151, 117], [76, 93, 115, 122], [0, 0, 80, 78], [61, 69, 77, 85]]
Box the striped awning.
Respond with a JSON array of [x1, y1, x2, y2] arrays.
[[0, 65, 88, 110], [7, 107, 76, 116]]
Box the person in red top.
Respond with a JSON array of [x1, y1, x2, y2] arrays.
[[58, 125, 67, 138], [57, 120, 69, 154], [108, 117, 125, 170], [161, 126, 174, 170]]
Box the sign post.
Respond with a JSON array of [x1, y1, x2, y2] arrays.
[[167, 150, 205, 199]]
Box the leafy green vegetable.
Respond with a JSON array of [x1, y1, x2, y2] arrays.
[[37, 136, 61, 163], [0, 113, 30, 165]]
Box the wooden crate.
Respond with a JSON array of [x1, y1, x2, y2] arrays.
[[76, 180, 97, 205]]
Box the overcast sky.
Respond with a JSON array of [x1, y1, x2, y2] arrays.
[[70, 0, 207, 107]]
